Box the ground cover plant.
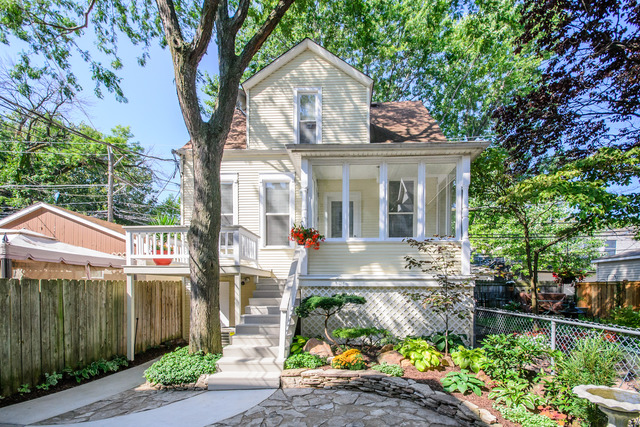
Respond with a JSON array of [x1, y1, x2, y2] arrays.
[[371, 363, 404, 377], [65, 357, 129, 383], [144, 347, 221, 386], [284, 352, 326, 370], [395, 338, 442, 372]]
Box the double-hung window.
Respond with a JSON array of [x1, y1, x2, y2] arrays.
[[261, 174, 294, 247], [220, 174, 237, 226], [295, 88, 321, 144]]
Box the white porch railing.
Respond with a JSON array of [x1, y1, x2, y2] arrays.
[[124, 225, 259, 266], [278, 247, 306, 361]]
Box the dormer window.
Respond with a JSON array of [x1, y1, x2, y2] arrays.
[[295, 88, 322, 144]]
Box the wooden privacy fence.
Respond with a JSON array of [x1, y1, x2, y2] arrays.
[[576, 281, 640, 318], [0, 279, 183, 397]]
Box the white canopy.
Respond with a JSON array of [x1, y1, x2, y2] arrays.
[[0, 228, 124, 268]]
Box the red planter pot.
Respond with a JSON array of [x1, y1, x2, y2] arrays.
[[153, 249, 173, 266]]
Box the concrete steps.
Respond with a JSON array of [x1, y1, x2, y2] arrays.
[[208, 277, 284, 390]]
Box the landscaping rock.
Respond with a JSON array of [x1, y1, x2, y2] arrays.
[[411, 383, 434, 397], [281, 368, 310, 377], [376, 350, 405, 365], [478, 408, 497, 424], [303, 338, 334, 358], [400, 359, 413, 369], [379, 344, 395, 353]]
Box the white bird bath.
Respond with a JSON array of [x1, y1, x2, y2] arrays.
[[573, 385, 640, 427]]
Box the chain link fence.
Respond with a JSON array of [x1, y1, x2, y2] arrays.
[[475, 308, 640, 386]]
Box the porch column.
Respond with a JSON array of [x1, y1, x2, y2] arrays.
[[126, 274, 135, 360], [301, 159, 309, 225], [234, 274, 242, 327], [460, 156, 471, 275]]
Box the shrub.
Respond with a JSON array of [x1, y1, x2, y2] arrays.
[[441, 370, 485, 396], [544, 335, 622, 425], [295, 294, 366, 344], [451, 345, 486, 373], [606, 307, 640, 329], [144, 347, 221, 385], [371, 363, 404, 377], [284, 352, 326, 369], [427, 332, 466, 353], [481, 334, 558, 383], [331, 348, 367, 370], [395, 338, 442, 372], [496, 405, 559, 427], [332, 327, 391, 347]]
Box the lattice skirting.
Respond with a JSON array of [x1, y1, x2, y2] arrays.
[[300, 286, 474, 344]]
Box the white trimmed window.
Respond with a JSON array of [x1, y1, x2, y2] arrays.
[[220, 174, 238, 226], [295, 88, 322, 144], [260, 174, 295, 247]]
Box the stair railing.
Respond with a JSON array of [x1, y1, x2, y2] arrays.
[[278, 247, 306, 361]]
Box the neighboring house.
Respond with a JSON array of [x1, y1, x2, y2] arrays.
[[0, 202, 127, 280], [123, 39, 488, 387], [598, 228, 640, 258], [592, 250, 640, 282]]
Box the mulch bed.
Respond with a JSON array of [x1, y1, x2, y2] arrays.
[[0, 341, 185, 409]]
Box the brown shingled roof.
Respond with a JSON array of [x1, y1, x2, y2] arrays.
[[370, 101, 447, 143], [181, 108, 247, 150], [180, 101, 446, 150]]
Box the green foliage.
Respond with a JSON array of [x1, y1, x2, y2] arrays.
[[295, 294, 366, 344], [289, 335, 310, 356], [144, 347, 221, 386], [441, 370, 485, 396], [371, 363, 404, 377], [450, 346, 486, 373], [65, 356, 129, 383], [331, 349, 367, 370], [36, 372, 63, 391], [332, 327, 391, 347], [18, 384, 31, 394], [496, 405, 559, 427], [489, 379, 539, 410], [428, 333, 466, 353], [544, 335, 622, 425], [395, 338, 442, 372], [284, 352, 326, 370], [606, 307, 640, 329], [481, 334, 558, 383]]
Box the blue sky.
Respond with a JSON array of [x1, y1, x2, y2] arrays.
[[2, 33, 220, 201]]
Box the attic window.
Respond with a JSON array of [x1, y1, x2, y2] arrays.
[[295, 88, 322, 144]]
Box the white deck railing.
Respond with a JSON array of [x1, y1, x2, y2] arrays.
[[278, 247, 306, 361], [124, 225, 259, 266]]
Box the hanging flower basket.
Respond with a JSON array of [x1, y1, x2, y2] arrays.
[[552, 268, 586, 285], [289, 224, 325, 250]]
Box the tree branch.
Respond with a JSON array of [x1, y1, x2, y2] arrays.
[[24, 0, 97, 34], [155, 0, 186, 51], [190, 0, 220, 65], [238, 0, 295, 70], [230, 0, 251, 34]]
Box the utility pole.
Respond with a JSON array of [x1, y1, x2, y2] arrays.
[[107, 146, 114, 222]]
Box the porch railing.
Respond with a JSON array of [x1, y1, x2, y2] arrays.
[[278, 247, 306, 361], [124, 225, 259, 266]]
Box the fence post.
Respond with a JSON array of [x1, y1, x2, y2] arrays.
[[550, 320, 557, 351]]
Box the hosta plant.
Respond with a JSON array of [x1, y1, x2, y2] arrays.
[[489, 379, 539, 410], [395, 338, 442, 372], [428, 333, 466, 353], [451, 345, 486, 373], [289, 335, 310, 355], [441, 370, 485, 396]]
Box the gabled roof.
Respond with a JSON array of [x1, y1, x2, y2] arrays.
[[0, 202, 125, 240], [242, 38, 374, 92], [180, 108, 246, 151]]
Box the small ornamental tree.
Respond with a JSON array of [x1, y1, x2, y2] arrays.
[[404, 239, 474, 354], [295, 294, 366, 345]]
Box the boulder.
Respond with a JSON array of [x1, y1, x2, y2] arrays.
[[400, 359, 413, 369], [303, 338, 334, 358], [380, 344, 395, 353], [377, 350, 405, 366]]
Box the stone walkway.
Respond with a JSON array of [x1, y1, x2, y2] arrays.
[[212, 388, 467, 427]]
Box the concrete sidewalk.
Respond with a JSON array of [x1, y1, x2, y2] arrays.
[[0, 359, 158, 426], [0, 360, 275, 427]]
